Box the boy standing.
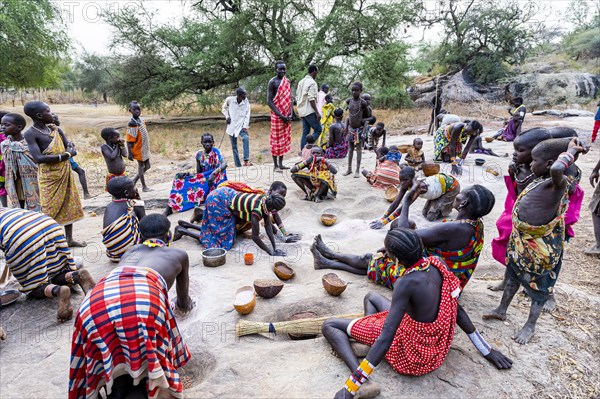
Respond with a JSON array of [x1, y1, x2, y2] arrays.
[[484, 138, 588, 344], [344, 82, 371, 178], [126, 101, 152, 191], [100, 127, 127, 191], [23, 101, 85, 247], [0, 113, 40, 210], [267, 61, 293, 171], [222, 87, 252, 167]]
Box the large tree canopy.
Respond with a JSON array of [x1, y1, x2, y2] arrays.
[[0, 0, 70, 88], [419, 0, 544, 84], [105, 0, 418, 108]]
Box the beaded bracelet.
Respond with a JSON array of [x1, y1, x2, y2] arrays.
[[344, 359, 376, 395], [555, 159, 569, 169]]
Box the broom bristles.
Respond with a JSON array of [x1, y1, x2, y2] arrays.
[[235, 313, 363, 337]]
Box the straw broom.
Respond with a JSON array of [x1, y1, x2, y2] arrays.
[[236, 313, 363, 337]]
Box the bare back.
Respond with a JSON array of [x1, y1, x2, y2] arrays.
[[394, 265, 442, 323], [119, 245, 188, 289]]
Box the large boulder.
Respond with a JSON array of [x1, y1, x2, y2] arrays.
[[505, 73, 600, 108]]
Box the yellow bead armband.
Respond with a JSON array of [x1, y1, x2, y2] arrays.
[[344, 359, 376, 395]]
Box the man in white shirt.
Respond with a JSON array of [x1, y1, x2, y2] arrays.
[[296, 65, 321, 150], [222, 88, 252, 167]]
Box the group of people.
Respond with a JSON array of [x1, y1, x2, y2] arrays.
[[0, 68, 598, 399]]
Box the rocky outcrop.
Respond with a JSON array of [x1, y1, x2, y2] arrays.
[[505, 73, 600, 108]]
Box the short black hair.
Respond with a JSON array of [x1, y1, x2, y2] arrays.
[[399, 166, 416, 179], [463, 185, 495, 219], [376, 122, 385, 128], [0, 110, 9, 120], [377, 146, 389, 156], [201, 132, 214, 142], [549, 127, 578, 139], [274, 60, 285, 68], [308, 64, 318, 73], [23, 101, 47, 120], [306, 134, 316, 144], [270, 181, 287, 193], [513, 97, 523, 104], [515, 128, 552, 150], [139, 214, 171, 241], [236, 87, 246, 96], [2, 113, 26, 128], [128, 101, 140, 110], [101, 127, 119, 141], [351, 82, 363, 91], [107, 176, 134, 199], [266, 193, 286, 211], [321, 83, 329, 91], [385, 228, 424, 266], [334, 108, 343, 118], [531, 138, 570, 162], [469, 120, 483, 134], [325, 94, 333, 102], [413, 137, 423, 144]]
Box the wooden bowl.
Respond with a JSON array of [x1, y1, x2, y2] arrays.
[[475, 158, 486, 166], [422, 162, 440, 177], [322, 273, 347, 296], [484, 137, 494, 143], [0, 289, 21, 307], [233, 286, 256, 315], [202, 248, 227, 267], [320, 213, 337, 226], [398, 144, 411, 154], [385, 186, 399, 202], [273, 262, 295, 280], [253, 279, 284, 299]]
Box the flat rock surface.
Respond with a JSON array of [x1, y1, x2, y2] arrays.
[[0, 116, 598, 398]]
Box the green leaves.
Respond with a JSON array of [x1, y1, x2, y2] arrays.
[[0, 0, 70, 88]]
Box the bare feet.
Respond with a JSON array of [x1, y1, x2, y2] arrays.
[[482, 308, 507, 321], [279, 164, 290, 170], [68, 240, 87, 248], [542, 294, 556, 313], [351, 342, 371, 358], [190, 207, 203, 224], [584, 245, 600, 256], [76, 269, 96, 295], [163, 207, 173, 217], [310, 241, 329, 270], [173, 226, 184, 242], [243, 161, 253, 166], [274, 166, 282, 173], [84, 193, 93, 200], [57, 286, 73, 322], [142, 186, 153, 192], [356, 380, 381, 399], [343, 169, 352, 176], [314, 234, 336, 259], [314, 196, 322, 203], [488, 279, 506, 292], [514, 324, 535, 344], [354, 171, 360, 178], [0, 326, 6, 341]]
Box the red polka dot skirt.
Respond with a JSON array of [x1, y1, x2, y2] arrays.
[[350, 256, 461, 376]]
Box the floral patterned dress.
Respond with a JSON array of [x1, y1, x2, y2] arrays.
[[167, 148, 227, 212]]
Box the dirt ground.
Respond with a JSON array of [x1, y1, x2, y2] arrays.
[[0, 103, 598, 398]]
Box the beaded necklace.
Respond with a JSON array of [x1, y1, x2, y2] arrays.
[[515, 172, 534, 184], [31, 125, 51, 135], [403, 257, 431, 275], [142, 238, 167, 248]]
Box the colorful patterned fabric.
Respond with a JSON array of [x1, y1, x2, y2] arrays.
[[366, 160, 400, 190], [1, 137, 40, 211], [385, 150, 402, 163], [293, 157, 337, 195], [218, 181, 265, 195], [270, 77, 292, 156], [167, 148, 227, 212], [38, 127, 84, 225], [347, 125, 363, 144], [498, 105, 526, 142], [105, 171, 126, 192], [101, 200, 141, 262], [198, 186, 262, 250], [350, 256, 461, 376], [229, 192, 265, 222], [318, 103, 336, 148], [433, 124, 468, 161], [0, 133, 6, 197], [68, 266, 190, 399], [425, 219, 484, 290], [367, 253, 407, 289], [126, 116, 150, 161], [325, 129, 349, 159], [506, 177, 568, 302], [0, 208, 76, 293]]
